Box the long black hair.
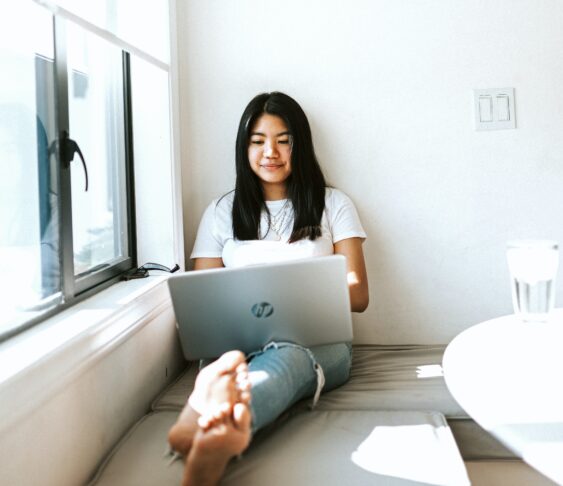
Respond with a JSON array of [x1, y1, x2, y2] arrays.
[[232, 92, 327, 243]]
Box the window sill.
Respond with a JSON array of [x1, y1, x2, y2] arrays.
[[0, 276, 173, 427]]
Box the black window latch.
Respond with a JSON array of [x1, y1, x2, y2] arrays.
[[60, 130, 89, 192]]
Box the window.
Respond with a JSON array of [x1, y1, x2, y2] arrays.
[[65, 22, 133, 290], [0, 0, 177, 339]]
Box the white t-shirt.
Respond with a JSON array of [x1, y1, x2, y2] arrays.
[[191, 187, 366, 268]]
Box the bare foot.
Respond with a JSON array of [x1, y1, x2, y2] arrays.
[[188, 352, 248, 414], [182, 402, 252, 486], [168, 351, 248, 456]]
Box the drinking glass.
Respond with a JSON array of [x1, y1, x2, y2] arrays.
[[506, 240, 559, 322]]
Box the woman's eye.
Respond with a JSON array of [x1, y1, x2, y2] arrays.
[[250, 140, 264, 145], [278, 139, 290, 145]]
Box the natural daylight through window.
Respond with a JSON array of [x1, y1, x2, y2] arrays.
[[0, 1, 135, 339]]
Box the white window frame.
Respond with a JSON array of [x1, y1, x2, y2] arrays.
[[0, 0, 184, 405]]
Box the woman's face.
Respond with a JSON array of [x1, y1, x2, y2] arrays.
[[248, 113, 292, 198]]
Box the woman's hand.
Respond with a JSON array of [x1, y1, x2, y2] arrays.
[[334, 238, 369, 313]]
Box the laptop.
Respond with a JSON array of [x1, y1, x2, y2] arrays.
[[167, 255, 353, 359]]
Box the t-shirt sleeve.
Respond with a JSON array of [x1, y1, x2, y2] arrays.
[[190, 201, 226, 259], [328, 189, 367, 243]]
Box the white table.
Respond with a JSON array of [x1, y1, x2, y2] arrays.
[[443, 310, 563, 485]]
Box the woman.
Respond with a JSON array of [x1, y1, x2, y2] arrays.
[[169, 91, 368, 483]]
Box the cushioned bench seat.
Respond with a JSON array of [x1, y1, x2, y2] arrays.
[[89, 344, 514, 485], [150, 345, 514, 460], [90, 410, 470, 485], [315, 345, 514, 460]]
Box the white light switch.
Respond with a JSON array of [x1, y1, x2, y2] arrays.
[[496, 94, 510, 121], [473, 88, 516, 130], [478, 95, 493, 122]]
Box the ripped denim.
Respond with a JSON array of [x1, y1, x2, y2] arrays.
[[246, 341, 352, 434]]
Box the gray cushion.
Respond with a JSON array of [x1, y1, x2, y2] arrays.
[[90, 410, 470, 486], [316, 345, 462, 416], [150, 345, 515, 459], [316, 345, 515, 460], [222, 410, 469, 485], [88, 412, 182, 486], [151, 362, 197, 411], [151, 346, 458, 413]]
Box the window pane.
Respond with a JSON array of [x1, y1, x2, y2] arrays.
[[67, 23, 129, 277], [130, 56, 175, 266], [0, 2, 60, 335], [53, 0, 170, 64], [116, 0, 170, 64]]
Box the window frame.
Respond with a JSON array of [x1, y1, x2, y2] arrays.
[[55, 14, 137, 295], [0, 14, 137, 342]]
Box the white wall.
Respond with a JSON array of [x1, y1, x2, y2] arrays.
[[0, 296, 185, 486], [176, 0, 563, 344]]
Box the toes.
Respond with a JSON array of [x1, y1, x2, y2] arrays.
[[232, 403, 251, 432], [235, 375, 251, 390], [190, 368, 239, 415], [239, 390, 251, 405], [235, 361, 249, 375], [212, 351, 246, 375], [235, 369, 249, 385], [198, 412, 219, 430], [197, 414, 211, 430], [197, 401, 233, 430], [235, 371, 251, 405]]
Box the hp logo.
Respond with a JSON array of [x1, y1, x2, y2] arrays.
[[251, 302, 274, 318]]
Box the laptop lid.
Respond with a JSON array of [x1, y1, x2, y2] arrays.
[[167, 255, 353, 359]]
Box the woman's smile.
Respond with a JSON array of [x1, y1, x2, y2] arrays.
[[260, 163, 286, 170]]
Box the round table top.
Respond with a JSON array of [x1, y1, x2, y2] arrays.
[[443, 310, 563, 485]]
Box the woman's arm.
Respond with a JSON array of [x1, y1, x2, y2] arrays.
[[193, 258, 225, 271], [334, 237, 369, 313]]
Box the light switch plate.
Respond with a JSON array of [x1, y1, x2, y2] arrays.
[[473, 88, 516, 130]]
